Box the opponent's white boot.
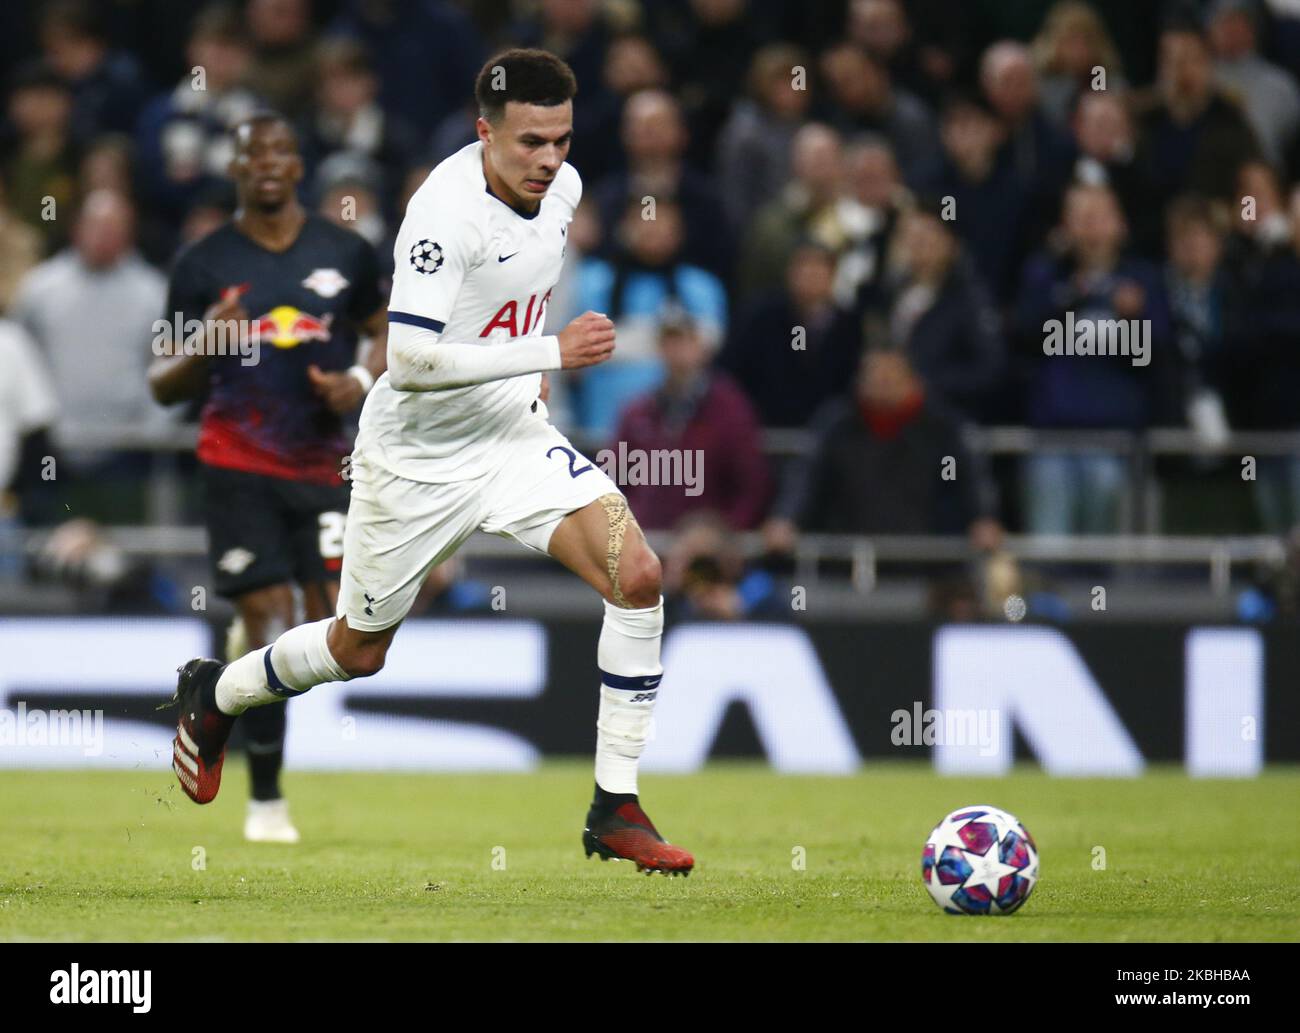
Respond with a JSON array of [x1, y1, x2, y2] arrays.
[[244, 798, 300, 844]]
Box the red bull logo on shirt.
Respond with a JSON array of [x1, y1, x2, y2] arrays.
[[252, 306, 335, 349], [153, 305, 335, 365]]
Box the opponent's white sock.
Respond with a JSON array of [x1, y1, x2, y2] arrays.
[[214, 617, 349, 715], [594, 597, 664, 795]]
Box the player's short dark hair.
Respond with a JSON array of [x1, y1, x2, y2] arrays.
[[232, 110, 299, 150], [474, 48, 578, 124]]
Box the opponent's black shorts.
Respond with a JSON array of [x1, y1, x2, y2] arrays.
[[202, 465, 350, 598]]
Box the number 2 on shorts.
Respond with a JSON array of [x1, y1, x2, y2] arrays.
[[546, 445, 592, 479]]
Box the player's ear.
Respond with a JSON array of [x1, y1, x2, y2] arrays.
[[475, 116, 492, 145]]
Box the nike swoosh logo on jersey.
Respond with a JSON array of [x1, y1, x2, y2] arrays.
[[498, 252, 519, 262]]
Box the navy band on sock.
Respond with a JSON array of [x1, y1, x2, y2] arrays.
[[598, 669, 662, 692], [263, 648, 301, 699]]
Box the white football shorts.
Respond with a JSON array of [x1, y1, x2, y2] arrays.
[[336, 406, 620, 631]]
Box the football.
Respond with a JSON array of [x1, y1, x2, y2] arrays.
[[922, 805, 1039, 915]]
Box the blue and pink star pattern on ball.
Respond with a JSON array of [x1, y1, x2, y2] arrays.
[[921, 805, 1039, 915]]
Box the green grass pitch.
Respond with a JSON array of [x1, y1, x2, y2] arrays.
[[1, 761, 1297, 941]]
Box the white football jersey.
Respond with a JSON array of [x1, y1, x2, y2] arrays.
[[356, 140, 579, 482]]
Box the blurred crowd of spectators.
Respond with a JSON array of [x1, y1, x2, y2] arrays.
[[4, 0, 1300, 608]]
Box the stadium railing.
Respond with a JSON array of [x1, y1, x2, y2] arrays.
[[38, 423, 1296, 596], [18, 523, 1284, 598]]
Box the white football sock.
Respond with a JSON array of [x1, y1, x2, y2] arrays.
[[594, 597, 663, 795], [215, 617, 349, 715]]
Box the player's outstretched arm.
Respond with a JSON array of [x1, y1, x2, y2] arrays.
[[386, 311, 615, 391]]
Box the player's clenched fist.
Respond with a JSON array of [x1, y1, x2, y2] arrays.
[[204, 283, 249, 326], [558, 311, 615, 369]]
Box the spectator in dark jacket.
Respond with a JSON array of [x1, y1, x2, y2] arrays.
[[328, 0, 485, 140], [1219, 175, 1300, 426], [862, 203, 1006, 422], [611, 309, 770, 532], [1015, 182, 1177, 533], [643, 0, 766, 171], [298, 38, 419, 223], [1219, 184, 1300, 529], [576, 34, 673, 188], [40, 0, 148, 147], [1017, 183, 1176, 429], [2, 64, 80, 256], [739, 123, 885, 305], [935, 92, 1034, 304], [1221, 158, 1293, 297], [1135, 24, 1260, 204], [818, 42, 942, 190], [1208, 0, 1300, 169], [1165, 194, 1232, 446], [594, 90, 731, 279], [1071, 91, 1164, 260], [980, 40, 1077, 249], [715, 43, 813, 233], [848, 0, 953, 106], [766, 348, 998, 540], [837, 137, 908, 306], [721, 242, 862, 429], [133, 7, 260, 229]]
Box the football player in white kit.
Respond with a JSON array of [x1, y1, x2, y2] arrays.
[[168, 49, 694, 875]]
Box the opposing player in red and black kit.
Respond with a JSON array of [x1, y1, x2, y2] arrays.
[[149, 112, 387, 842]]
